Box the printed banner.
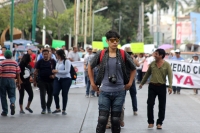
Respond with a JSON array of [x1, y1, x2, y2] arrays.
[[166, 60, 199, 88], [71, 61, 85, 88]]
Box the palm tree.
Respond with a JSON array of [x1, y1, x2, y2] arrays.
[[166, 0, 190, 13], [184, 0, 200, 13]]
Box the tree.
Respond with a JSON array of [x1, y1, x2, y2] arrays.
[[185, 0, 200, 13]]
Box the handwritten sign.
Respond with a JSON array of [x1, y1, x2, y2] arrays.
[[130, 43, 144, 53], [92, 41, 103, 50]]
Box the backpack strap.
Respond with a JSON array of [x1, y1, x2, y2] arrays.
[[99, 49, 125, 62], [119, 49, 125, 61], [100, 49, 106, 62]]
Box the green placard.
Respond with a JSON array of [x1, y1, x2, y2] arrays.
[[102, 37, 108, 47], [130, 43, 144, 53], [92, 41, 103, 50], [52, 40, 65, 48]]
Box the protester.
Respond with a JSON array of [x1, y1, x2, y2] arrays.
[[34, 49, 56, 114], [37, 47, 56, 61], [139, 49, 173, 129], [67, 46, 80, 62], [19, 54, 33, 114], [52, 49, 72, 115], [62, 45, 68, 57], [28, 49, 36, 74], [36, 46, 44, 61], [136, 53, 145, 84], [0, 50, 21, 116], [190, 54, 200, 94], [125, 47, 139, 115], [171, 49, 184, 94], [88, 30, 136, 133], [84, 46, 95, 97]]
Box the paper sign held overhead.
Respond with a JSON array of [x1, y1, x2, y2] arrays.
[[130, 43, 144, 53], [92, 41, 104, 50], [118, 45, 121, 49], [52, 40, 65, 48], [102, 37, 108, 47]]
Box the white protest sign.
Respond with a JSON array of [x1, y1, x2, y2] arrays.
[[71, 61, 85, 88]]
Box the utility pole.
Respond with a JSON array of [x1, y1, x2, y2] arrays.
[[84, 0, 88, 45], [68, 28, 72, 50], [10, 0, 14, 51], [75, 0, 80, 46], [174, 0, 178, 50], [32, 0, 38, 44], [119, 12, 122, 35], [141, 2, 144, 42], [81, 0, 84, 34], [42, 0, 46, 46], [156, 1, 159, 47]]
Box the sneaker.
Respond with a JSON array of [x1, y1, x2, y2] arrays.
[[90, 95, 95, 98], [52, 109, 61, 114], [47, 109, 51, 113], [10, 104, 15, 115], [85, 95, 89, 98], [1, 112, 7, 116], [177, 92, 180, 94], [41, 109, 46, 114], [62, 111, 67, 115], [25, 107, 33, 113], [20, 110, 25, 114], [134, 111, 138, 116], [173, 92, 176, 94]]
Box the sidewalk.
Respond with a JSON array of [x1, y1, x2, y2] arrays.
[[0, 84, 200, 133]]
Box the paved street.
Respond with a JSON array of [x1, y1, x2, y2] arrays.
[[1, 84, 200, 133]]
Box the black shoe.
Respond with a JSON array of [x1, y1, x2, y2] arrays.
[[52, 109, 61, 114], [62, 111, 67, 115], [25, 107, 33, 113], [1, 112, 7, 116], [10, 104, 15, 115]]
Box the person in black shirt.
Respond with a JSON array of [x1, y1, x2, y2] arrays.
[[19, 54, 34, 114], [33, 49, 56, 114]]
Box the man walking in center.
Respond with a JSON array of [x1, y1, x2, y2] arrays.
[[33, 49, 56, 114], [88, 30, 136, 133], [0, 50, 21, 116], [139, 49, 173, 129]]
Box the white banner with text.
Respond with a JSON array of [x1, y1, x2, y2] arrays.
[[166, 60, 199, 88]]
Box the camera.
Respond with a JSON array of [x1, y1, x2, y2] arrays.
[[109, 74, 117, 84]]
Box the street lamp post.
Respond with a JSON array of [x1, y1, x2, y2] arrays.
[[174, 0, 178, 50], [32, 0, 38, 44], [92, 6, 108, 43], [10, 0, 14, 51]]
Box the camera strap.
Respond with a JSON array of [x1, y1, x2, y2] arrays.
[[107, 52, 119, 79]]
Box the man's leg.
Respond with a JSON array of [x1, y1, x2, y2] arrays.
[[96, 91, 110, 133], [156, 85, 167, 126], [129, 81, 138, 113], [147, 84, 157, 126], [46, 82, 53, 110], [86, 76, 90, 97], [177, 87, 181, 94], [111, 91, 125, 133], [172, 86, 176, 94], [0, 79, 8, 115], [7, 78, 16, 115], [38, 81, 47, 110]]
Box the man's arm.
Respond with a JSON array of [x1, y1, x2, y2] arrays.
[[33, 69, 38, 86]]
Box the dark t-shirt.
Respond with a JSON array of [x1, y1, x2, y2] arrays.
[[19, 62, 31, 82], [35, 59, 56, 82]]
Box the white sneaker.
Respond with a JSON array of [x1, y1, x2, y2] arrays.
[[134, 111, 138, 116], [85, 95, 89, 98]]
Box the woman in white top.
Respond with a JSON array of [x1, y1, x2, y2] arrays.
[[136, 53, 145, 84], [52, 49, 72, 115], [190, 54, 200, 94]]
